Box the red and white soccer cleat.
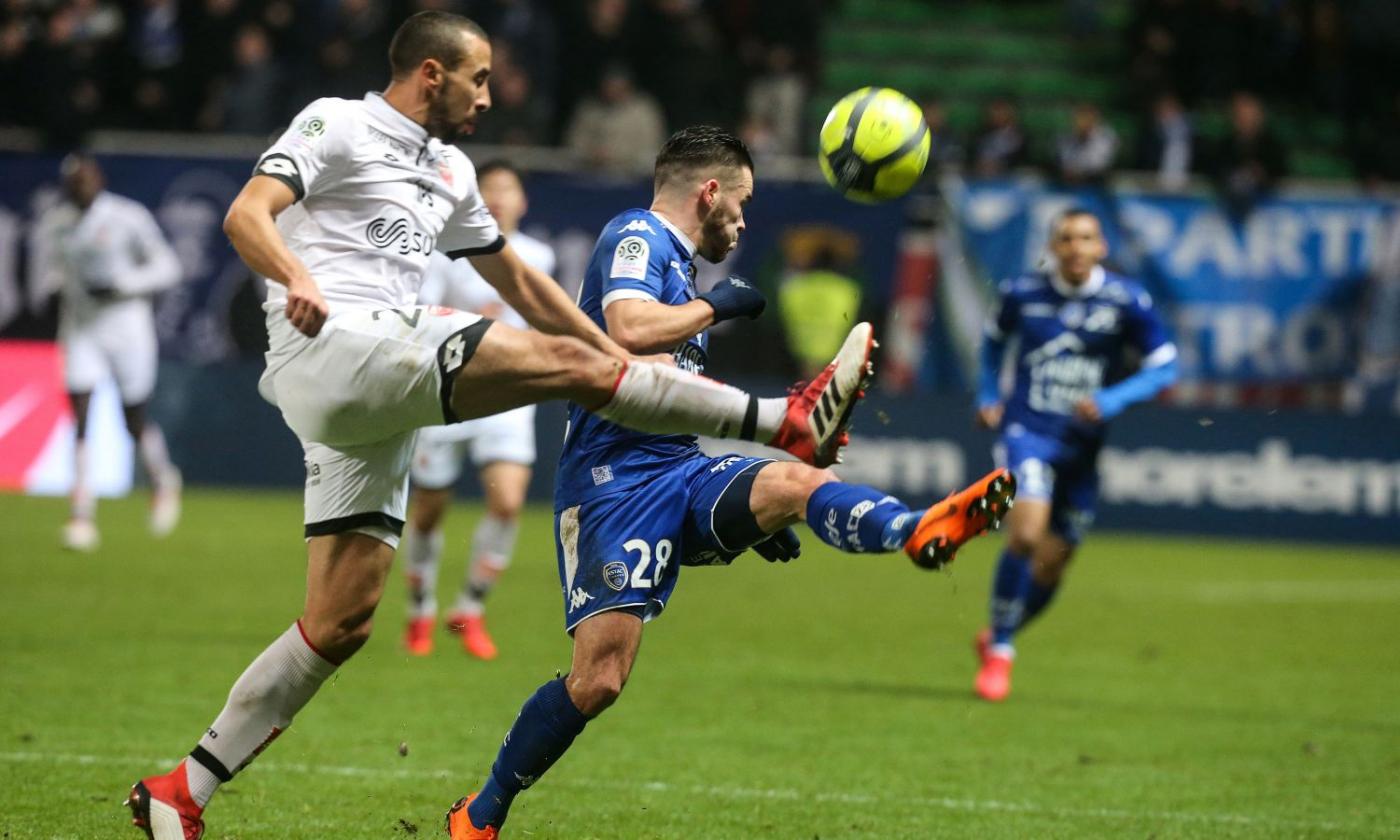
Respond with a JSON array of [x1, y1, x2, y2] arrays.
[[768, 322, 876, 468], [904, 469, 1017, 570], [404, 616, 435, 656], [448, 614, 498, 661], [446, 793, 499, 839], [125, 761, 205, 840], [975, 650, 1014, 702]]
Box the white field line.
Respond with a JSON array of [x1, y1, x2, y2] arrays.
[[2, 749, 1393, 835]]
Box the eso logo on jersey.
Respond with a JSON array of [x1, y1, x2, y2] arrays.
[[366, 217, 433, 256]]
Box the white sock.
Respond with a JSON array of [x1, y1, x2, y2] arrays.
[[186, 622, 338, 807], [453, 514, 516, 616], [594, 361, 786, 441], [71, 440, 95, 521], [138, 424, 175, 485], [404, 526, 444, 619]]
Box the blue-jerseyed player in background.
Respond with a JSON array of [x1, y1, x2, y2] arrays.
[[446, 126, 1015, 838], [972, 208, 1178, 702]]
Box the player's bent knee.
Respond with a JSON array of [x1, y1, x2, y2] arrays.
[[568, 671, 625, 717]]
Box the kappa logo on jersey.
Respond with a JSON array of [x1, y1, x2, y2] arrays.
[[619, 219, 657, 235], [365, 217, 434, 256], [603, 561, 629, 591], [610, 235, 649, 280], [568, 587, 595, 612]]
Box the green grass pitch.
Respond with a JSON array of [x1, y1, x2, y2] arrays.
[[2, 488, 1398, 838]]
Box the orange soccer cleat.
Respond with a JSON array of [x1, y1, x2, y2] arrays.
[[904, 469, 1017, 570], [975, 650, 1014, 702], [446, 793, 499, 839], [768, 322, 876, 468], [404, 616, 435, 656], [448, 614, 498, 661], [125, 761, 205, 840]]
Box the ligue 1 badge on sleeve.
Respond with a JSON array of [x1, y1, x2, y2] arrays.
[[603, 562, 629, 591]]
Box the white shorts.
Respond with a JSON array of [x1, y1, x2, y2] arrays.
[[258, 305, 489, 545], [60, 302, 158, 404], [410, 405, 537, 489]]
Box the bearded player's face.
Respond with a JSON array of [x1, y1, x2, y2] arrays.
[[697, 167, 753, 264], [425, 33, 491, 143]]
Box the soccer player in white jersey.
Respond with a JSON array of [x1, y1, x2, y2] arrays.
[[32, 154, 184, 551], [403, 160, 551, 659], [125, 13, 869, 839]]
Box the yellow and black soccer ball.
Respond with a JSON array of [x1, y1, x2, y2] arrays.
[[818, 87, 930, 203]]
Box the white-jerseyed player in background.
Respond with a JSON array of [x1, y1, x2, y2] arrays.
[[125, 12, 869, 840], [404, 160, 551, 659], [32, 154, 184, 552]]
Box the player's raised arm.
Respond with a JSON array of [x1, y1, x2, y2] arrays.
[[465, 244, 629, 362], [604, 275, 763, 354], [224, 176, 328, 338]]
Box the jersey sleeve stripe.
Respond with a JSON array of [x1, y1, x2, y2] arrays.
[[446, 235, 507, 259], [1142, 342, 1178, 368], [601, 288, 659, 309]]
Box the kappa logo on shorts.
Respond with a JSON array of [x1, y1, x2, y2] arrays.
[[603, 561, 629, 591], [709, 456, 743, 474], [569, 587, 594, 612]]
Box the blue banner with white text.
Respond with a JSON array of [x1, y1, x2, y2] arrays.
[[952, 181, 1394, 382]]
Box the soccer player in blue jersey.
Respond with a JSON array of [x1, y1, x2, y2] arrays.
[[972, 208, 1178, 702], [445, 126, 1015, 838]]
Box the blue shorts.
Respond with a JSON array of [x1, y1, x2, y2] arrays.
[[995, 425, 1101, 544], [554, 454, 773, 633]]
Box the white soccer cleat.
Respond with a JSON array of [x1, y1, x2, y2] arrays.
[[150, 468, 182, 538], [62, 518, 100, 552], [767, 322, 876, 467]]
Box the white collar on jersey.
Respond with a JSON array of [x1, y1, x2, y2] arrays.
[[650, 210, 696, 258], [1049, 264, 1105, 299], [363, 91, 428, 143]]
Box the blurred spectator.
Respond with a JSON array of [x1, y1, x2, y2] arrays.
[[631, 0, 729, 129], [564, 64, 665, 174], [737, 113, 781, 164], [556, 0, 633, 143], [127, 0, 183, 129], [1192, 0, 1267, 99], [1054, 102, 1118, 186], [744, 44, 805, 156], [1134, 92, 1196, 190], [778, 243, 861, 379], [36, 4, 112, 147], [968, 97, 1028, 178], [1212, 92, 1286, 218], [215, 24, 283, 135], [920, 96, 964, 172], [470, 55, 548, 147], [468, 0, 558, 120], [1125, 0, 1194, 101]]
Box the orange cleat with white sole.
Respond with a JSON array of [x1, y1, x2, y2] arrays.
[[446, 793, 498, 839], [904, 469, 1016, 570], [125, 761, 205, 840], [404, 616, 435, 656], [767, 322, 876, 468], [975, 650, 1014, 702], [448, 614, 498, 661]]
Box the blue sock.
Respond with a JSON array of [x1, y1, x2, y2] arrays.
[[467, 677, 588, 829], [1019, 577, 1060, 630], [990, 547, 1032, 646], [805, 483, 918, 553]]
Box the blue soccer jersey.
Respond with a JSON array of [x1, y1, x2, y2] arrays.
[[555, 209, 708, 510], [983, 266, 1175, 442]]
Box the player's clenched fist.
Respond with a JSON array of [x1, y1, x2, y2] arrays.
[[285, 275, 329, 337], [698, 275, 766, 322]]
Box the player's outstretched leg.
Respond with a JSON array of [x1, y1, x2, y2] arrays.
[[127, 534, 390, 838]]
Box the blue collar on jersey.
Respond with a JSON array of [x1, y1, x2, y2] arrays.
[[650, 210, 696, 259], [362, 91, 429, 144], [1048, 264, 1106, 299]]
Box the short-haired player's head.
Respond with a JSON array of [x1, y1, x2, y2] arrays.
[[388, 11, 492, 142], [1048, 207, 1107, 285], [60, 152, 104, 208], [653, 126, 754, 264], [476, 160, 527, 233]]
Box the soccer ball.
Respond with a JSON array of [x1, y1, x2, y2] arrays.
[[818, 87, 930, 203]]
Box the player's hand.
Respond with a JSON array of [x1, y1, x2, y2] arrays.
[[975, 403, 1004, 429], [752, 527, 801, 563], [697, 275, 766, 323], [1073, 397, 1103, 424], [285, 275, 328, 337]]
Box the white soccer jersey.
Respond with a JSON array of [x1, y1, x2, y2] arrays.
[[417, 231, 555, 330], [32, 190, 181, 325], [254, 92, 502, 319]]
